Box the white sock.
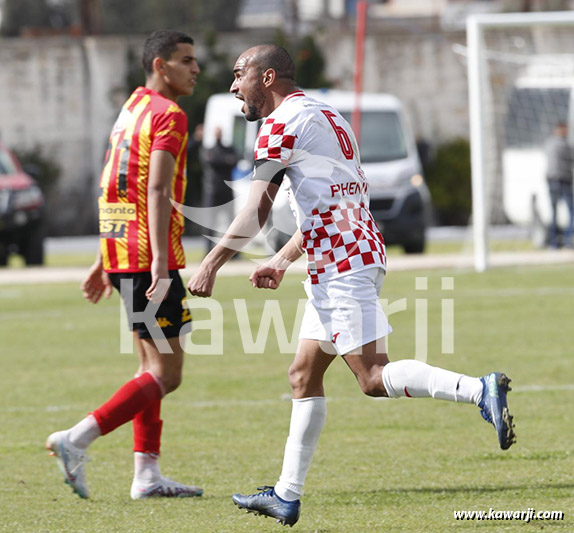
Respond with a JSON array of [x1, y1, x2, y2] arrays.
[[457, 375, 484, 405], [382, 360, 482, 404], [133, 452, 161, 484], [67, 415, 101, 449], [274, 397, 327, 502]]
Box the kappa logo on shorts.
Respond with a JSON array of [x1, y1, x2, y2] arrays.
[[155, 317, 174, 328]]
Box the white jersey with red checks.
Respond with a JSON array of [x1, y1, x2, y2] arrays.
[[254, 90, 387, 284]]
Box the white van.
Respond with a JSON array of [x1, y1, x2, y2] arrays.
[[502, 63, 574, 244], [202, 89, 431, 253]]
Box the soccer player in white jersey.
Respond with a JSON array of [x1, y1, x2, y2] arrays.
[[187, 45, 516, 527]]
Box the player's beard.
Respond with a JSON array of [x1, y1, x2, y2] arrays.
[[244, 86, 266, 122]]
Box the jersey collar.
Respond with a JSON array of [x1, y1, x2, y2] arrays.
[[281, 90, 305, 104]]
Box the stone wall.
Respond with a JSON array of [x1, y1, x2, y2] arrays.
[[0, 35, 139, 234], [317, 23, 470, 143], [0, 25, 471, 234]]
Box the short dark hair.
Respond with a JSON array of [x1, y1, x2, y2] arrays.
[[142, 30, 194, 76], [252, 44, 295, 81]]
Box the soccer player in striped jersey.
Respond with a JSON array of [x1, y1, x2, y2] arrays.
[[188, 45, 516, 526], [46, 30, 202, 500]]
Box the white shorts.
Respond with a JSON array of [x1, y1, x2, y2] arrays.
[[298, 267, 392, 356]]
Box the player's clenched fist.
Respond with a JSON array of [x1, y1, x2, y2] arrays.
[[187, 268, 217, 297], [250, 265, 285, 290]]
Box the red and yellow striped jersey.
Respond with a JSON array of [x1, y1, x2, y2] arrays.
[[98, 87, 189, 273]]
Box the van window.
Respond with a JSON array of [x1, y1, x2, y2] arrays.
[[341, 111, 408, 163], [505, 87, 570, 148]]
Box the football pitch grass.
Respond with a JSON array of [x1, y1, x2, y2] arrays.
[[0, 264, 572, 532]]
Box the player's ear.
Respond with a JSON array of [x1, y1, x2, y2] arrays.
[[262, 68, 276, 87], [152, 56, 165, 75]]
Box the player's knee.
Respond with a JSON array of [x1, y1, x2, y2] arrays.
[[288, 364, 311, 395], [360, 381, 383, 397], [358, 369, 385, 397], [288, 364, 304, 390], [160, 372, 182, 394]]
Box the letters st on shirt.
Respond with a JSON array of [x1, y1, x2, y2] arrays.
[[99, 199, 137, 239]]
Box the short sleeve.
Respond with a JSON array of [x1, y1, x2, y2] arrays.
[[254, 117, 297, 163], [151, 106, 189, 157]]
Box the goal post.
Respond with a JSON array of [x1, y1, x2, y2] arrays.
[[467, 11, 574, 271]]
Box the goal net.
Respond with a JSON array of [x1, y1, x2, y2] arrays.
[[467, 11, 574, 271]]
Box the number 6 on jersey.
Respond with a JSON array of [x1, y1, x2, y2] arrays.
[[321, 109, 355, 160]]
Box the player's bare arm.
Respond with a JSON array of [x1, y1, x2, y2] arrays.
[[81, 249, 113, 304], [187, 179, 280, 297], [250, 229, 303, 290], [146, 149, 177, 302]]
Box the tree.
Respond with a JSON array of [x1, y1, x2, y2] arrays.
[[1, 0, 242, 36], [1, 0, 52, 36], [80, 0, 102, 34], [99, 0, 240, 34], [274, 30, 331, 89], [425, 138, 472, 226], [294, 34, 330, 89]]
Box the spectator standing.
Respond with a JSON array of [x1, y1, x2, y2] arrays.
[[545, 122, 574, 248], [201, 126, 238, 254]]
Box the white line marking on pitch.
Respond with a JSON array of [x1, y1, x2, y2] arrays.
[[512, 384, 574, 393], [3, 385, 573, 413]]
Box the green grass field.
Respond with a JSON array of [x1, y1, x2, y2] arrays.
[[1, 263, 573, 532]]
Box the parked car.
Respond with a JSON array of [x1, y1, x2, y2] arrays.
[[203, 89, 431, 254], [0, 143, 45, 265]]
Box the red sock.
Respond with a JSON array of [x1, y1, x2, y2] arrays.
[[133, 398, 163, 454], [92, 372, 163, 436]]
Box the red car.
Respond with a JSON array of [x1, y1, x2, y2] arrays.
[[0, 143, 45, 265]]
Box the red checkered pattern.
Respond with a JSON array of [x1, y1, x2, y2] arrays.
[[254, 118, 297, 162], [302, 202, 387, 284]]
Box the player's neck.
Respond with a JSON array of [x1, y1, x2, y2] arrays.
[[270, 83, 299, 111], [145, 79, 179, 103]]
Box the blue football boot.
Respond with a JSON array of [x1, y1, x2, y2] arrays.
[[478, 372, 516, 450], [232, 485, 301, 527]]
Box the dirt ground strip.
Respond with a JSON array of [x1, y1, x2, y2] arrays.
[[1, 250, 572, 285]]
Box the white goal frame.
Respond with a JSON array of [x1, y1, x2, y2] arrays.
[[467, 11, 574, 272]]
